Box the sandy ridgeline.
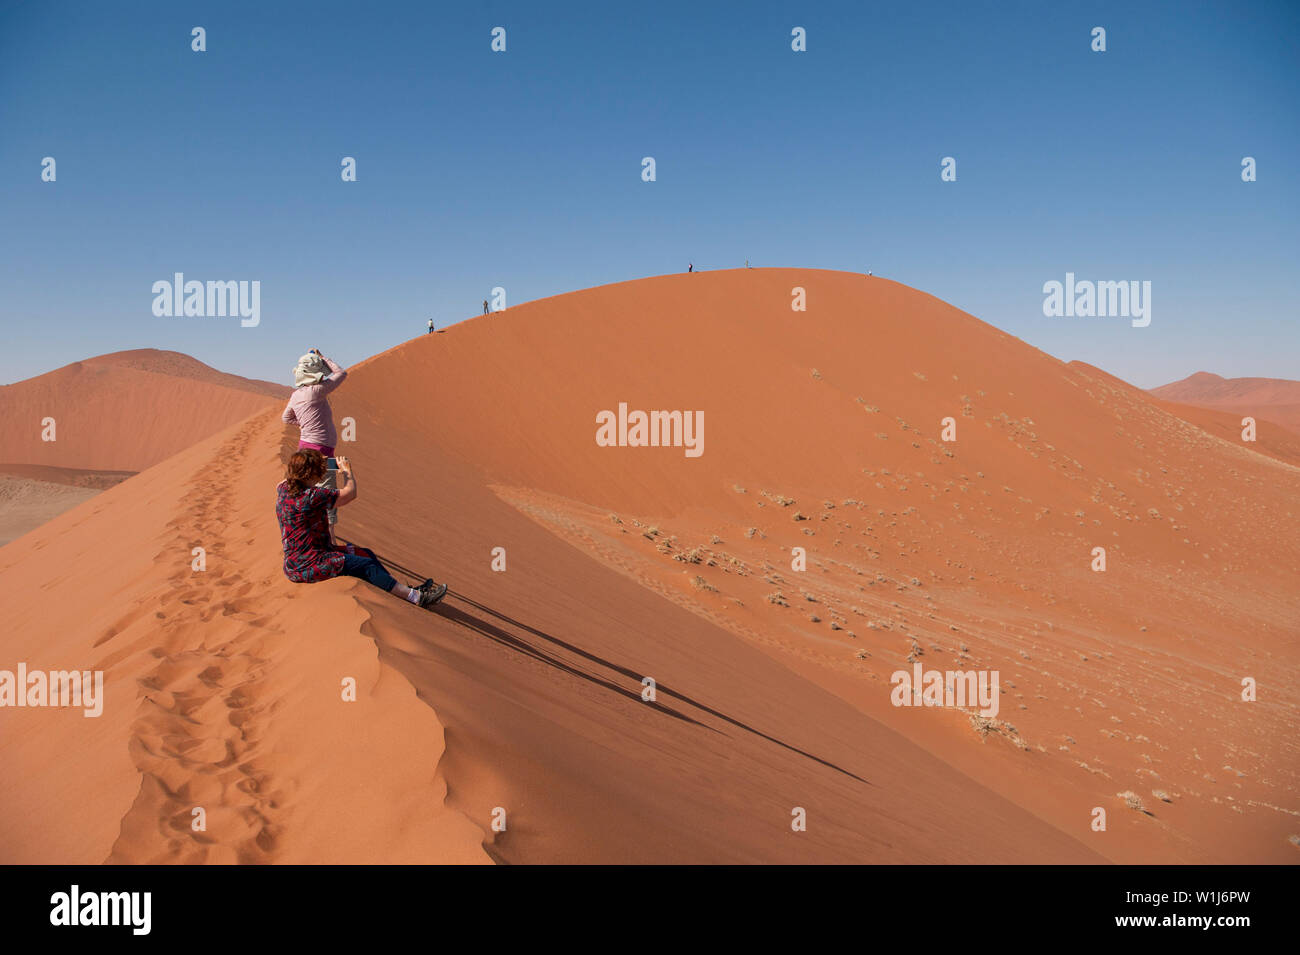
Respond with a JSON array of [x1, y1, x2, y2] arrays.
[[1, 270, 1296, 864]]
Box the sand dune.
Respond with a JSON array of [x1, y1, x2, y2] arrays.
[[1152, 371, 1300, 438], [81, 349, 289, 400], [0, 412, 488, 864], [0, 348, 289, 472], [0, 350, 288, 543], [2, 270, 1296, 863]]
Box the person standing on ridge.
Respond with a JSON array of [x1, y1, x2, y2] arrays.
[[688, 263, 693, 273], [427, 318, 434, 334], [276, 450, 447, 607], [282, 348, 347, 542], [483, 299, 490, 315]]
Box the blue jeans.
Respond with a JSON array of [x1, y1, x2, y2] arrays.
[[341, 554, 397, 591]]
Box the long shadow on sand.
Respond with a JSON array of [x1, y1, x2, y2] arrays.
[[432, 599, 711, 729], [359, 546, 870, 787]]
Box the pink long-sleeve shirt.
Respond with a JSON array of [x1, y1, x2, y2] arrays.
[[282, 357, 347, 448]]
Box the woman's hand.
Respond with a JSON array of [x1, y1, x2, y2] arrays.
[[335, 457, 357, 507]]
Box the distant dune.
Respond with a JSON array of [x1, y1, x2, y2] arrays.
[[1151, 371, 1300, 437], [2, 271, 1296, 864], [0, 348, 289, 472], [78, 349, 290, 400], [0, 351, 288, 544]]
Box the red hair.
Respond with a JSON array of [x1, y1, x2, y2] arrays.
[[284, 449, 326, 495]]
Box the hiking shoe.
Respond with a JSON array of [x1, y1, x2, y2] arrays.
[[418, 582, 448, 608]]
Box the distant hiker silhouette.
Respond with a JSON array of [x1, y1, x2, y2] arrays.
[[283, 348, 347, 542], [483, 299, 490, 315], [688, 263, 693, 273], [427, 319, 434, 334], [276, 450, 446, 608]]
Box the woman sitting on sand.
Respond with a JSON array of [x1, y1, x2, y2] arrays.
[[276, 449, 447, 608]]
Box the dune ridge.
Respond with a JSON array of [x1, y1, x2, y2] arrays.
[[0, 407, 489, 864], [79, 349, 290, 400]]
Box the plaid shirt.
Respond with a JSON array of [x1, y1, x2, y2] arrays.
[[276, 483, 345, 582]]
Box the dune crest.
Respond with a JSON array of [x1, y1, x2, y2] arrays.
[[0, 409, 488, 864]]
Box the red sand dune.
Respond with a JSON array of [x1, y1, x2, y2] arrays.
[[1, 270, 1296, 863], [0, 348, 289, 472], [1151, 371, 1300, 438]]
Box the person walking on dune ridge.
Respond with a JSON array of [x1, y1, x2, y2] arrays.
[[276, 450, 447, 607], [282, 348, 346, 541]]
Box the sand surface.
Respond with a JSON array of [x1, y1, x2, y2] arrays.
[[0, 475, 102, 546], [2, 270, 1295, 863], [0, 464, 139, 545]]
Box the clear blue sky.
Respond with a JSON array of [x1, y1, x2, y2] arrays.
[[2, 0, 1296, 388]]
